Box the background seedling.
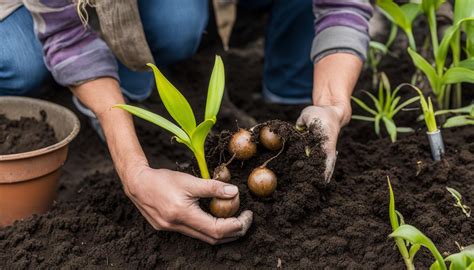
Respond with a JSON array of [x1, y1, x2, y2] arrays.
[[446, 187, 471, 218], [435, 104, 474, 128], [114, 56, 225, 179], [351, 73, 419, 142], [387, 177, 447, 270]]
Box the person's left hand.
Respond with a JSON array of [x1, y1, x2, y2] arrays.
[[296, 105, 351, 183]]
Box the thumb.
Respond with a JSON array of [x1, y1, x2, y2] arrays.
[[188, 179, 239, 199]]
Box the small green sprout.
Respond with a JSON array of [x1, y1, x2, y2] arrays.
[[387, 177, 447, 270], [446, 187, 471, 218], [351, 73, 420, 142], [445, 244, 474, 269], [403, 84, 438, 133], [114, 56, 225, 179], [376, 0, 420, 50]]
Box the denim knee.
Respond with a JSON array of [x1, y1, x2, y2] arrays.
[[138, 0, 209, 66], [0, 54, 49, 96], [0, 7, 49, 96]]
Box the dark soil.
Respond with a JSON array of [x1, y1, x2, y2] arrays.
[[1, 9, 474, 270], [0, 111, 57, 155]]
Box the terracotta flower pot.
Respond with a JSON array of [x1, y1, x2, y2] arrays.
[[0, 97, 80, 227]]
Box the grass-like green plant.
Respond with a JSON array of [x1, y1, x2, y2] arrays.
[[367, 24, 398, 88], [351, 73, 420, 142], [404, 84, 439, 132], [436, 104, 474, 128], [446, 187, 471, 218], [114, 56, 225, 179], [445, 244, 474, 269], [387, 177, 447, 270], [376, 0, 420, 51], [388, 177, 474, 270]]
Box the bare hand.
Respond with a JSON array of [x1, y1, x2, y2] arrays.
[[123, 167, 253, 245], [296, 105, 349, 182]]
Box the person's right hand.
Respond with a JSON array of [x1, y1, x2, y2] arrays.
[[122, 166, 253, 245]]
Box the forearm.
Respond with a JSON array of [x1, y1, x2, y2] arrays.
[[312, 53, 363, 125], [71, 78, 148, 186]]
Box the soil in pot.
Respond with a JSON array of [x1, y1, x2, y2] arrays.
[[0, 111, 57, 155]]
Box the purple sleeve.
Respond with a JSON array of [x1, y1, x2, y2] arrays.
[[27, 0, 118, 86], [311, 0, 373, 62]]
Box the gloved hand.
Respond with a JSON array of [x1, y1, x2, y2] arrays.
[[296, 105, 350, 182]]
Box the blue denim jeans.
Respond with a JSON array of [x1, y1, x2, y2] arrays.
[[0, 0, 313, 103]]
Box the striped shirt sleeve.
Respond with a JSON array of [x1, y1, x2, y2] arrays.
[[311, 0, 373, 62]]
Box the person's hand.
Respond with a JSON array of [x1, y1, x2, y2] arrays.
[[122, 166, 253, 245], [296, 105, 351, 182]]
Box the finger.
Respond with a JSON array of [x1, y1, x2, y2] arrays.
[[324, 151, 337, 183], [174, 223, 240, 245], [187, 179, 239, 199], [184, 207, 253, 239]]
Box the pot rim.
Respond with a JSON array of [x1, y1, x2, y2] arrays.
[[0, 96, 80, 161]]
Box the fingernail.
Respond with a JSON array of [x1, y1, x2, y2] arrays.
[[223, 185, 238, 196]]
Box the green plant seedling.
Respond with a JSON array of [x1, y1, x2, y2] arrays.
[[446, 187, 471, 218], [436, 104, 474, 128], [407, 84, 438, 132], [446, 244, 474, 270], [351, 73, 420, 142], [387, 177, 447, 270], [407, 17, 474, 109], [114, 56, 225, 179], [376, 0, 420, 50]]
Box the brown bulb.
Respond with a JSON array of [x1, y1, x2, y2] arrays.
[[247, 167, 277, 197], [228, 129, 257, 160], [259, 126, 283, 151], [210, 194, 240, 218], [213, 165, 231, 183]]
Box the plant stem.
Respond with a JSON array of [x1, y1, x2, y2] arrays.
[[407, 31, 417, 51], [428, 7, 439, 57], [403, 258, 415, 270], [196, 152, 210, 179]]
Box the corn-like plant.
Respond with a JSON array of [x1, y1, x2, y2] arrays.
[[387, 177, 447, 270], [446, 187, 471, 218], [351, 73, 420, 142], [114, 56, 225, 179], [376, 0, 421, 51]]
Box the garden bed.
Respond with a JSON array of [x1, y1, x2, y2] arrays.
[[1, 20, 473, 269]]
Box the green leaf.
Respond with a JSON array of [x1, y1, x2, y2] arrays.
[[377, 0, 414, 30], [443, 115, 474, 128], [396, 127, 415, 133], [370, 41, 388, 54], [113, 104, 191, 147], [442, 67, 474, 84], [408, 48, 441, 95], [362, 90, 381, 112], [446, 244, 474, 270], [402, 2, 422, 23], [205, 56, 225, 120], [457, 58, 474, 70], [351, 96, 378, 116], [191, 117, 216, 155], [389, 96, 401, 115], [446, 187, 462, 201], [375, 114, 382, 135], [352, 115, 376, 122], [435, 104, 474, 116], [387, 177, 410, 260], [383, 116, 397, 142], [409, 244, 421, 259], [392, 96, 420, 116], [147, 63, 196, 135], [389, 224, 447, 270]]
